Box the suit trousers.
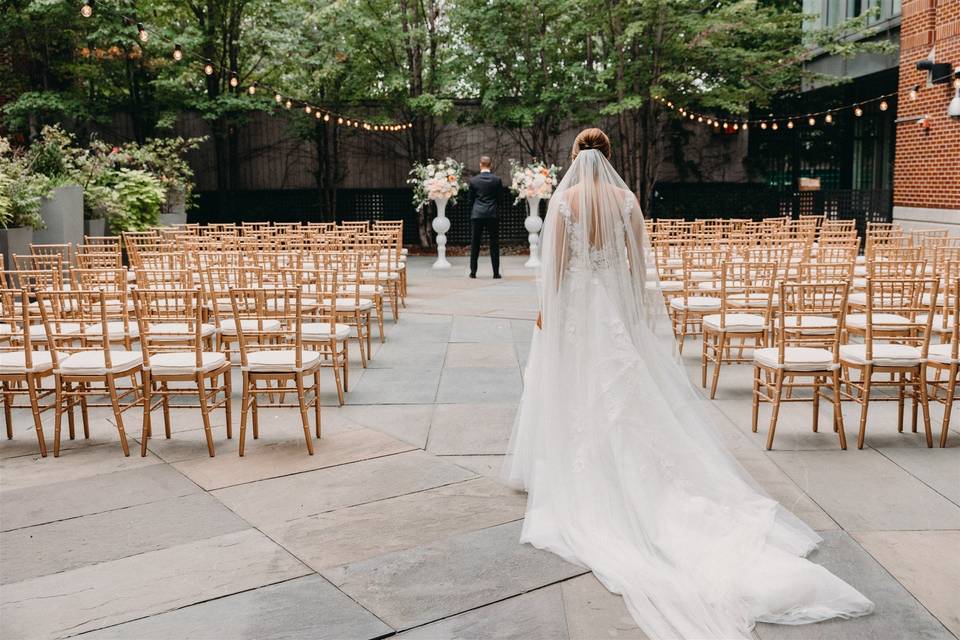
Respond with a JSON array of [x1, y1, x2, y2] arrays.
[[470, 218, 500, 276]]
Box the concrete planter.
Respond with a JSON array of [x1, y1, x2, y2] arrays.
[[0, 227, 33, 270], [35, 184, 83, 249], [162, 187, 187, 216], [83, 218, 107, 237], [158, 212, 187, 226]]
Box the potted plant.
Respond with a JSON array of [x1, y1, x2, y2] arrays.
[[106, 169, 166, 232], [77, 140, 122, 237], [0, 137, 48, 269], [27, 125, 84, 248]]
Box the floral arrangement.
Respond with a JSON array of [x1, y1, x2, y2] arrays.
[[509, 160, 561, 204], [408, 158, 465, 209]]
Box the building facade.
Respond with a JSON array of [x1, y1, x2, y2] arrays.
[[893, 0, 960, 228]]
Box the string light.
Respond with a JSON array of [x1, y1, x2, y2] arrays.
[[808, 116, 815, 126], [136, 23, 148, 43], [304, 105, 312, 114], [229, 72, 239, 88], [284, 99, 292, 109], [80, 2, 93, 18], [172, 44, 183, 61], [771, 122, 779, 130], [854, 105, 863, 117], [315, 110, 322, 119], [203, 61, 214, 76], [825, 113, 833, 124], [879, 100, 889, 111], [324, 114, 330, 122], [787, 120, 794, 129], [760, 122, 768, 130], [247, 83, 257, 95], [909, 85, 918, 101], [274, 93, 282, 104]]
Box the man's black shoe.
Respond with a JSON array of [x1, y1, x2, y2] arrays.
[[469, 273, 477, 279], [493, 274, 502, 279]]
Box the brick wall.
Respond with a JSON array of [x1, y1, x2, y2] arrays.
[[893, 0, 960, 214]]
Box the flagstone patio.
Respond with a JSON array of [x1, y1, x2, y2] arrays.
[[1, 256, 957, 640]]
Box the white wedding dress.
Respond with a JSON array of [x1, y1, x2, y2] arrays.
[[503, 150, 873, 639]]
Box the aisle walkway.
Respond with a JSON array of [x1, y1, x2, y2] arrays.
[[1, 256, 957, 639]]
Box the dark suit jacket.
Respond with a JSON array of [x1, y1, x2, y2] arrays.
[[468, 172, 502, 219]]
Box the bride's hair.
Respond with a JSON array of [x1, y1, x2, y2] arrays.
[[571, 128, 611, 160]]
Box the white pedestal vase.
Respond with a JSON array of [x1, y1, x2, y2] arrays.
[[524, 196, 544, 268], [431, 197, 452, 269]]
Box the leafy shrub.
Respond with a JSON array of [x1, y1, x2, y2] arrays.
[[107, 169, 165, 231]]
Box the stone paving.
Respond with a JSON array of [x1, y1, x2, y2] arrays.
[[0, 255, 958, 640]]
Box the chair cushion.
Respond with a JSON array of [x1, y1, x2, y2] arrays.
[[83, 321, 140, 339], [0, 323, 12, 336], [669, 296, 721, 312], [147, 322, 217, 342], [301, 323, 351, 341], [58, 350, 142, 375], [334, 298, 375, 312], [148, 351, 227, 376], [219, 318, 282, 336], [645, 280, 682, 292], [754, 347, 836, 372], [918, 314, 956, 333], [783, 315, 837, 335], [246, 350, 321, 372], [840, 343, 921, 367], [362, 271, 400, 281], [703, 313, 765, 332], [928, 343, 959, 365], [697, 281, 745, 293], [0, 351, 55, 374], [727, 293, 777, 308], [844, 313, 912, 331], [853, 265, 868, 276]]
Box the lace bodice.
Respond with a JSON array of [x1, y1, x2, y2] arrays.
[[559, 196, 634, 273]]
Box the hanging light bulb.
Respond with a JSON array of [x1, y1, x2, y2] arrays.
[[909, 85, 918, 101], [760, 122, 768, 130], [203, 62, 215, 76], [315, 110, 322, 119], [879, 100, 889, 111], [345, 119, 351, 126], [706, 118, 713, 125], [172, 44, 183, 61], [304, 105, 312, 114], [136, 23, 148, 43], [353, 121, 360, 128], [787, 120, 795, 129], [80, 2, 93, 18], [324, 114, 330, 122], [713, 121, 720, 128], [854, 105, 863, 117], [689, 114, 695, 120], [771, 122, 779, 130], [808, 116, 816, 126], [274, 93, 282, 104], [742, 123, 748, 131], [247, 83, 257, 95], [284, 99, 292, 109], [825, 113, 833, 124], [229, 73, 239, 88], [697, 116, 703, 123], [732, 123, 739, 130]]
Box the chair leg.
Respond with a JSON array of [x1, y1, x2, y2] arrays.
[[239, 372, 251, 456], [709, 333, 726, 400], [160, 382, 172, 439], [331, 342, 345, 406], [831, 368, 847, 450], [354, 311, 368, 368], [856, 366, 873, 450], [24, 375, 47, 457], [66, 381, 76, 440], [224, 369, 233, 440], [3, 381, 13, 440], [812, 376, 821, 433], [79, 382, 90, 438], [294, 373, 314, 455], [896, 372, 906, 432], [700, 332, 709, 388], [106, 373, 131, 457], [313, 371, 322, 438], [53, 375, 64, 457], [917, 367, 933, 448], [343, 341, 350, 392], [751, 366, 761, 433], [197, 374, 216, 457], [765, 371, 785, 450], [939, 365, 957, 448], [377, 299, 386, 342], [140, 370, 152, 457]]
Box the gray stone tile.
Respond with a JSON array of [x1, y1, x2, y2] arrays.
[[323, 520, 587, 631], [0, 529, 310, 639], [335, 403, 434, 448], [853, 530, 960, 638], [510, 318, 535, 343], [213, 450, 475, 527], [0, 442, 162, 493], [875, 447, 960, 506], [347, 367, 442, 405], [0, 463, 199, 531], [755, 531, 955, 640], [443, 454, 508, 481], [445, 342, 519, 368], [428, 403, 517, 454], [268, 476, 525, 570], [561, 574, 649, 640], [368, 341, 448, 370], [81, 575, 392, 640], [172, 427, 414, 490], [737, 453, 838, 531], [450, 316, 514, 343], [382, 313, 453, 343], [0, 493, 248, 584], [770, 450, 960, 531], [436, 367, 523, 404], [397, 584, 569, 640]]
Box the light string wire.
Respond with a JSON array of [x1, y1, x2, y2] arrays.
[[78, 0, 412, 132]]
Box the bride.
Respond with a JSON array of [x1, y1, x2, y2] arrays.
[[504, 128, 874, 639]]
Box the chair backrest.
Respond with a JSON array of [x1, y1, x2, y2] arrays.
[[228, 287, 306, 370], [862, 277, 939, 358], [36, 289, 122, 369], [0, 288, 36, 360], [775, 281, 849, 357], [133, 288, 207, 369]]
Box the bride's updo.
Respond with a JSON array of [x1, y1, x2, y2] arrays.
[[571, 128, 611, 160]]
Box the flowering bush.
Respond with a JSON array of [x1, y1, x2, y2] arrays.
[[509, 160, 561, 204], [408, 158, 465, 209]]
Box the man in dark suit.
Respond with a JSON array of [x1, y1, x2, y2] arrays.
[[468, 156, 502, 279]]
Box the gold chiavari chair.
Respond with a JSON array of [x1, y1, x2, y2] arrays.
[[229, 287, 322, 456], [31, 243, 73, 267], [753, 282, 850, 450], [924, 276, 959, 447], [203, 265, 266, 357], [669, 248, 727, 352], [701, 261, 777, 399], [133, 288, 231, 457], [333, 252, 375, 366], [839, 277, 938, 449], [0, 288, 56, 456], [71, 268, 138, 350], [38, 289, 146, 456]]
